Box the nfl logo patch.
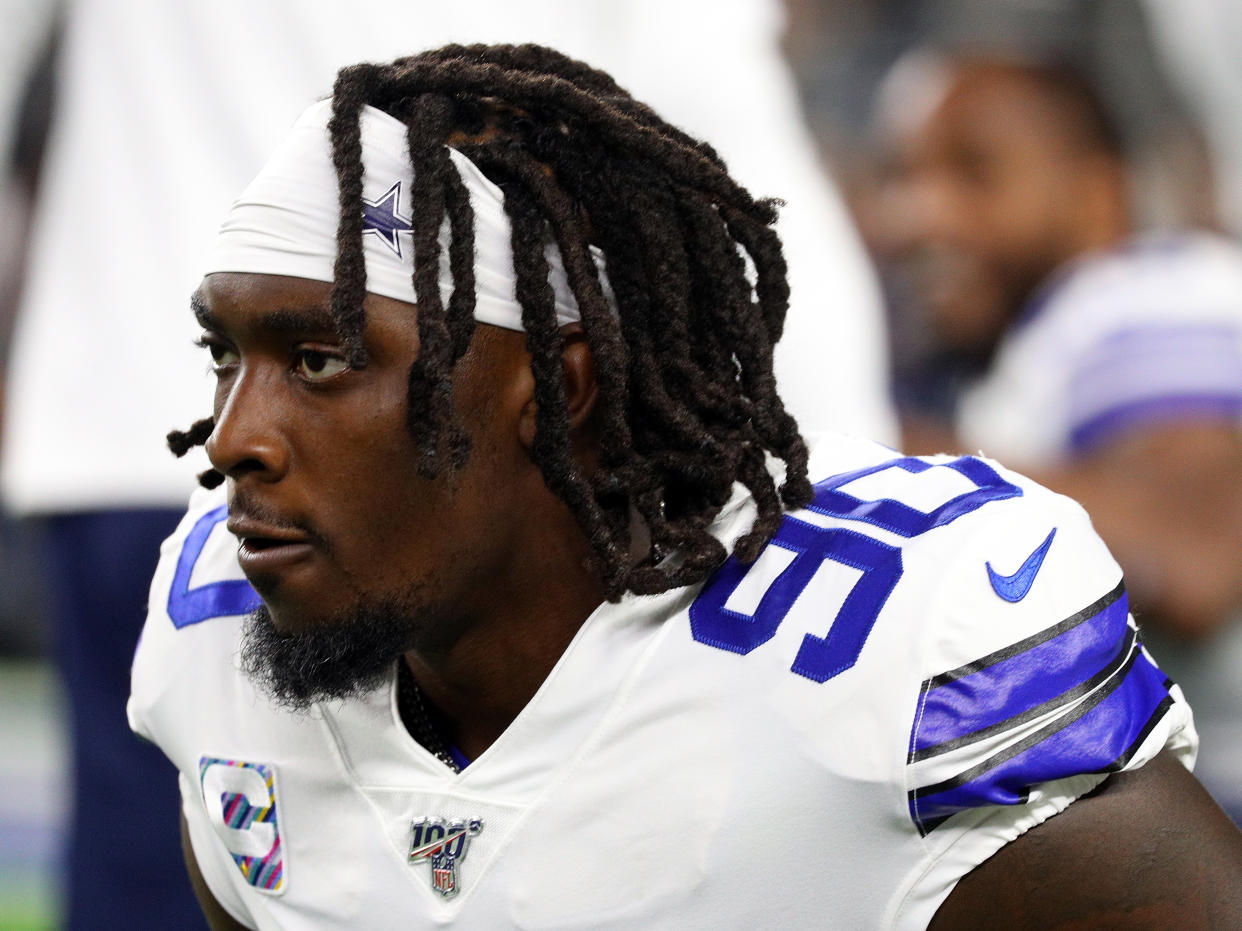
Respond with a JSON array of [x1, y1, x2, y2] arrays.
[[408, 817, 483, 898]]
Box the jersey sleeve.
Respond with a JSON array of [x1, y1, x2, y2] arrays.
[[891, 470, 1197, 928]]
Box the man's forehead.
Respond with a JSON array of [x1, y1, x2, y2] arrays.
[[875, 51, 957, 148], [191, 277, 340, 335]]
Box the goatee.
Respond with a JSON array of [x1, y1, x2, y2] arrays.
[[240, 600, 419, 710]]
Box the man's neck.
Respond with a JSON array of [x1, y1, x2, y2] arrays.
[[400, 520, 608, 762]]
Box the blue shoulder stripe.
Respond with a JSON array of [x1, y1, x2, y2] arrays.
[[167, 505, 262, 629], [908, 626, 1173, 835], [909, 582, 1128, 761]]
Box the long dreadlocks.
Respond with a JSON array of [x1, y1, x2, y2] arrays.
[[170, 42, 813, 600]]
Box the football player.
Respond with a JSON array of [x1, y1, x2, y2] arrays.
[[130, 44, 1242, 928]]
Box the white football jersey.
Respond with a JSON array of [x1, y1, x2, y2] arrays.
[[958, 232, 1242, 466], [129, 434, 1195, 929]]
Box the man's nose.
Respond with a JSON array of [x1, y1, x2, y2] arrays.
[[205, 369, 290, 482]]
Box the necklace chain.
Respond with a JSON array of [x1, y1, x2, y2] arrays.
[[396, 660, 460, 774]]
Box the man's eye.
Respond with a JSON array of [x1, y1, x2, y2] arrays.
[[295, 349, 349, 381], [196, 337, 239, 370]]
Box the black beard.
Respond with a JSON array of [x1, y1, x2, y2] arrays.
[[240, 600, 420, 710]]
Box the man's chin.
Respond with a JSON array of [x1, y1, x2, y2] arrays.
[[241, 579, 326, 632], [239, 602, 416, 711], [256, 598, 325, 635]]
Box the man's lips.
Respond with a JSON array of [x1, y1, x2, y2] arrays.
[[226, 517, 316, 574]]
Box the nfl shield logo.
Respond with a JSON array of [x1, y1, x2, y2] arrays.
[[432, 866, 455, 895], [409, 817, 483, 898]]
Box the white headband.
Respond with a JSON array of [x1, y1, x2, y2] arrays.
[[206, 98, 604, 331]]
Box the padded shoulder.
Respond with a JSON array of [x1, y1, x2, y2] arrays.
[[768, 439, 1196, 928]]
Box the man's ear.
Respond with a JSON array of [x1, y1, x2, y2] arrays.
[[517, 325, 598, 451]]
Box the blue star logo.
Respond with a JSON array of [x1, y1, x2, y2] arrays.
[[362, 181, 413, 257]]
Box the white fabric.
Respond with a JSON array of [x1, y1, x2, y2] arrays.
[[0, 0, 895, 515], [129, 434, 1195, 929], [958, 232, 1242, 464], [208, 100, 603, 332]]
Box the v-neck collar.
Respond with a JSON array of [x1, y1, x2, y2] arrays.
[[317, 583, 690, 798], [316, 482, 757, 800]]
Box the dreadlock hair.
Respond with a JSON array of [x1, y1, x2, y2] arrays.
[[169, 42, 813, 600]]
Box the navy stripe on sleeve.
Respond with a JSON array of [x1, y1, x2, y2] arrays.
[[906, 583, 1174, 835], [909, 582, 1128, 762]]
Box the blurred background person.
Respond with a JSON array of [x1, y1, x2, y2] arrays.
[[869, 50, 1242, 634], [854, 42, 1242, 821], [783, 0, 1218, 233], [0, 0, 893, 926], [0, 7, 54, 659]]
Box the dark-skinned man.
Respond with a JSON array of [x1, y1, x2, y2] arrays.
[[129, 44, 1242, 928]]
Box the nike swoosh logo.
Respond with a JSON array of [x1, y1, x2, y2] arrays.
[[986, 527, 1057, 602]]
